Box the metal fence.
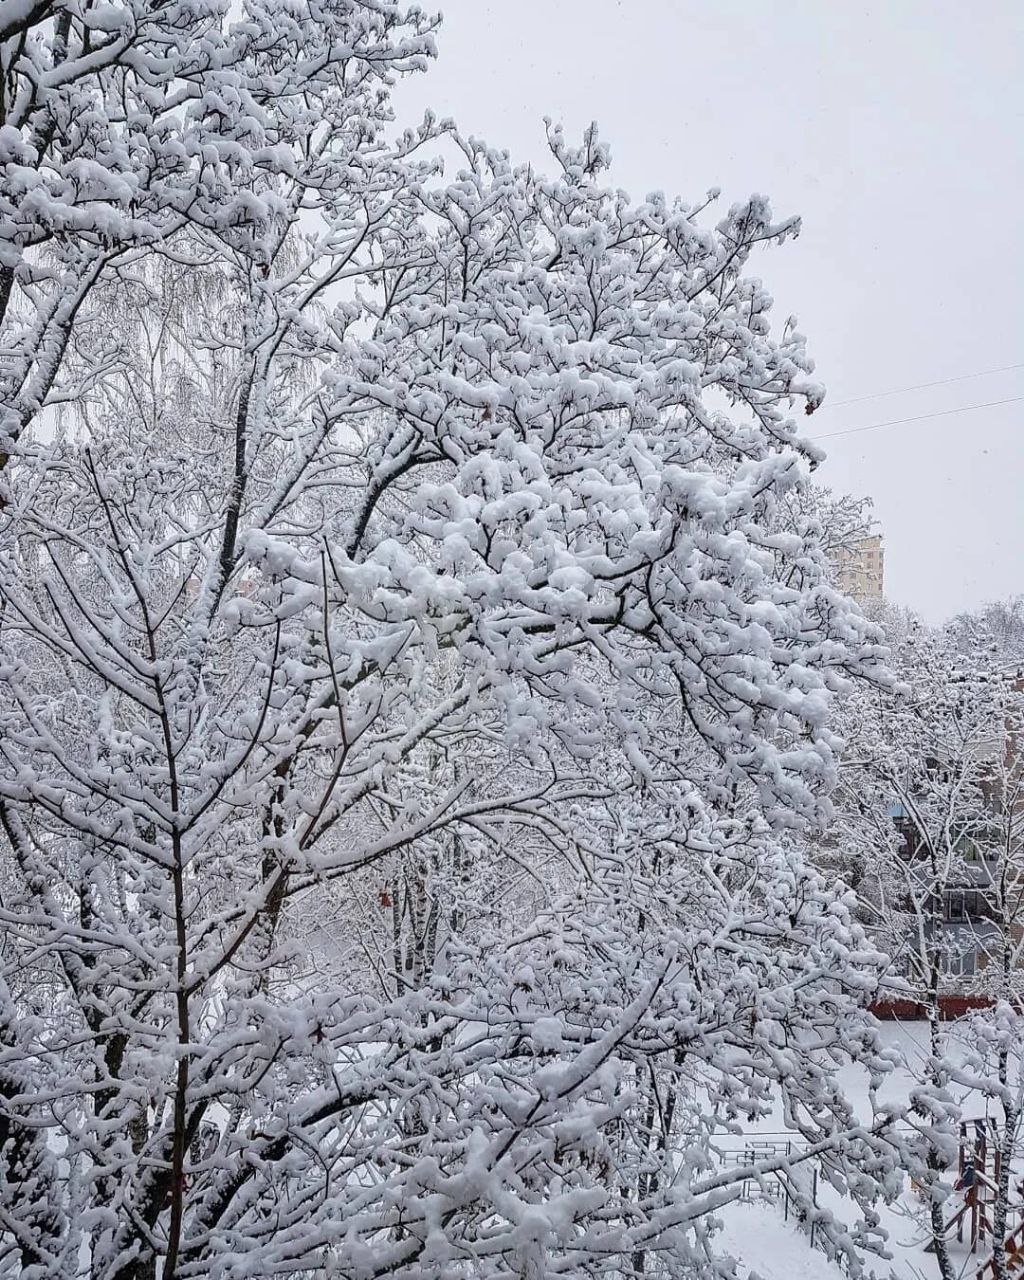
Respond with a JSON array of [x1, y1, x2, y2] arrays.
[[716, 1138, 852, 1275]]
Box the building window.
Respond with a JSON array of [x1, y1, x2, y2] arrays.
[[941, 948, 977, 977], [945, 889, 982, 920]]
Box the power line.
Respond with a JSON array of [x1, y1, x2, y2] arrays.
[[825, 362, 1024, 409], [810, 395, 1024, 442]]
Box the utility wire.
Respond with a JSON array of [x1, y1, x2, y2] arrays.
[[810, 395, 1024, 442], [825, 362, 1024, 409]]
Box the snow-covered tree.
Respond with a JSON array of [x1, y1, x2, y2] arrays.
[[824, 607, 1024, 1278], [773, 483, 874, 580], [0, 8, 905, 1277], [0, 0, 438, 463], [948, 597, 1024, 666], [0, 976, 70, 1277]]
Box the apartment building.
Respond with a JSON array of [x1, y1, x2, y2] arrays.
[[875, 668, 1024, 1016], [833, 534, 884, 606]]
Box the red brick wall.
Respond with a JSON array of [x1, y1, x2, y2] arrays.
[[870, 995, 992, 1020]]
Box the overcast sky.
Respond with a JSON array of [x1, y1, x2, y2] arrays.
[[401, 0, 1023, 623]]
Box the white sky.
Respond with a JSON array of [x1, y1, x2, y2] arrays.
[[400, 0, 1023, 623]]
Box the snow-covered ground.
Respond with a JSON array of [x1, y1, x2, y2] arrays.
[[715, 1021, 1009, 1280], [718, 1189, 986, 1280], [715, 1200, 849, 1279]]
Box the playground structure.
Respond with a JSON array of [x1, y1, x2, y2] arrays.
[[936, 1117, 1024, 1279], [949, 1118, 1001, 1254]]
